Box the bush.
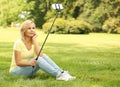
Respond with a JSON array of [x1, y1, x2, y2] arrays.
[[42, 18, 66, 34], [113, 27, 120, 34], [42, 18, 93, 34], [102, 18, 120, 33], [66, 20, 93, 34]]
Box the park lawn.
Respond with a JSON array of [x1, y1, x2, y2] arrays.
[[0, 27, 120, 87]]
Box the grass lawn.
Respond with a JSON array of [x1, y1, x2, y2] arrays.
[[0, 27, 120, 87]]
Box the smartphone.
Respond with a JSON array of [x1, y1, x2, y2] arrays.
[[52, 4, 63, 10]]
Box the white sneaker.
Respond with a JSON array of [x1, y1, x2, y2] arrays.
[[63, 71, 76, 80], [56, 71, 76, 81]]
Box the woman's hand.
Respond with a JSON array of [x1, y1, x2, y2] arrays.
[[32, 33, 38, 45], [30, 59, 37, 66]]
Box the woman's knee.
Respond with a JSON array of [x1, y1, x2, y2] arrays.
[[42, 53, 47, 57]]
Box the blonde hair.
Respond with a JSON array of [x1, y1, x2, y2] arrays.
[[20, 20, 35, 41]]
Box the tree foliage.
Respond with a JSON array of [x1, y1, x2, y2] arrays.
[[0, 0, 120, 33]]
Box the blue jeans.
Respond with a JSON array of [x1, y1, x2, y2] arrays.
[[10, 54, 63, 77]]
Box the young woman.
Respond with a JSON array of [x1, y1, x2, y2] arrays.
[[9, 20, 75, 81]]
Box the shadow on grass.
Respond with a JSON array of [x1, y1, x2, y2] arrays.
[[29, 72, 52, 80]]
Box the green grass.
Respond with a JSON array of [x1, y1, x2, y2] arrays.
[[0, 27, 120, 87]]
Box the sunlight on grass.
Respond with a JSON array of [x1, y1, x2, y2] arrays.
[[0, 27, 120, 87], [1, 27, 120, 49]]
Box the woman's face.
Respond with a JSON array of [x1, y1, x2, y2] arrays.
[[24, 23, 36, 38]]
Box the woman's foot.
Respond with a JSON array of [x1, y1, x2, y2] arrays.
[[56, 71, 76, 81]]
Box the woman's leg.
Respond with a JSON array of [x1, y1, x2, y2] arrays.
[[10, 65, 40, 77], [42, 54, 63, 72], [41, 54, 76, 80], [37, 56, 62, 77]]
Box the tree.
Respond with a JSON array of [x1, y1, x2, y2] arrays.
[[0, 0, 27, 26], [0, 0, 120, 33]]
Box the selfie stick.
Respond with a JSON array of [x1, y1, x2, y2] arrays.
[[35, 4, 63, 60]]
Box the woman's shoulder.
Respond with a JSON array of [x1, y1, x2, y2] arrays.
[[13, 39, 24, 51], [14, 39, 23, 45]]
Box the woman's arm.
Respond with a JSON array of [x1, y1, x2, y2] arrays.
[[14, 50, 37, 66], [32, 34, 43, 56]]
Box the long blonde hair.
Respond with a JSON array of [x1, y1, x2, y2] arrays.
[[20, 20, 35, 42]]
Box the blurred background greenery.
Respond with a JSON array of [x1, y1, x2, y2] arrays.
[[0, 0, 120, 34]]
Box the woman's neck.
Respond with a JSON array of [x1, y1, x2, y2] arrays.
[[24, 36, 32, 44], [23, 36, 33, 50]]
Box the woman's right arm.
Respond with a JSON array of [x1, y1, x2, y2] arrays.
[[14, 50, 37, 66]]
